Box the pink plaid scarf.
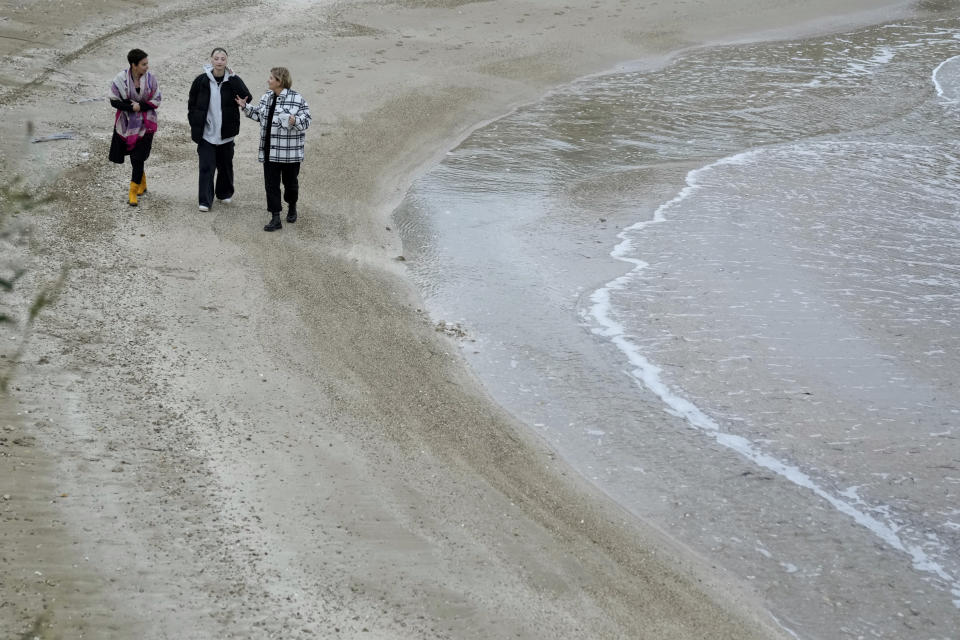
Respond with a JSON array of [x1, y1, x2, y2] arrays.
[[109, 68, 161, 151]]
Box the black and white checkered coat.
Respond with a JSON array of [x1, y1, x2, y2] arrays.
[[242, 88, 311, 163]]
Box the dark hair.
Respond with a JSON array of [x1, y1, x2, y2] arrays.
[[210, 47, 227, 57], [127, 48, 148, 66]]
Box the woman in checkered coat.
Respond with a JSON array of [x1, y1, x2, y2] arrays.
[[236, 66, 311, 232]]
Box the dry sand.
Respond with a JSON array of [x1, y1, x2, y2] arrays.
[[0, 0, 919, 637]]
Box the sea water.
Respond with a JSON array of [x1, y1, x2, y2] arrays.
[[395, 15, 960, 639]]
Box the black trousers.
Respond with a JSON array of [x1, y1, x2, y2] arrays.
[[263, 161, 300, 214], [129, 133, 154, 184], [197, 139, 235, 207]]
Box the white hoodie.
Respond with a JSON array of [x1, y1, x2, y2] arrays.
[[203, 63, 235, 145]]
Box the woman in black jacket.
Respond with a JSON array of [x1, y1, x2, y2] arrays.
[[187, 48, 252, 212]]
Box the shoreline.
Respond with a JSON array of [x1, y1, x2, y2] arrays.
[[0, 0, 930, 637], [406, 12, 960, 636]]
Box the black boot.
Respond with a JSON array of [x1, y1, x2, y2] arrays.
[[263, 212, 282, 232], [286, 204, 297, 223]]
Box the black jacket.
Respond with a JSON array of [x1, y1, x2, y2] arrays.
[[187, 70, 252, 144], [108, 96, 157, 164]]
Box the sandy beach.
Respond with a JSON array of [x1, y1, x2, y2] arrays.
[[0, 0, 930, 638]]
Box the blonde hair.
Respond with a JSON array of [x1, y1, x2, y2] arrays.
[[270, 66, 292, 89]]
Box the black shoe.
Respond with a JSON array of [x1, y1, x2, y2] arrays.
[[286, 205, 297, 223], [264, 213, 282, 232]]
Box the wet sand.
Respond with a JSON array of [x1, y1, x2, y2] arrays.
[[0, 0, 919, 637]]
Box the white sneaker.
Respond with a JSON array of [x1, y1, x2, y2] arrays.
[[198, 205, 209, 212], [218, 197, 232, 204]]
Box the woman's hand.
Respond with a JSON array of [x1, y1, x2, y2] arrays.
[[288, 114, 296, 126], [235, 95, 247, 107], [131, 102, 141, 112]]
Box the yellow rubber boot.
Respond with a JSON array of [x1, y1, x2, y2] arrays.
[[128, 181, 138, 207], [137, 173, 147, 195]]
